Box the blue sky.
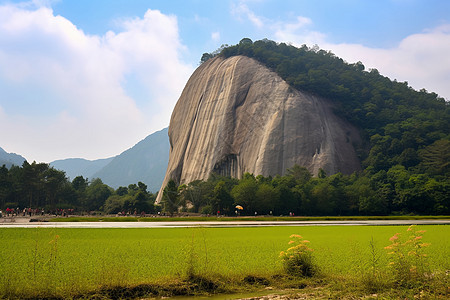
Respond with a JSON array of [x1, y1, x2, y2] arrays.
[[1, 0, 449, 163]]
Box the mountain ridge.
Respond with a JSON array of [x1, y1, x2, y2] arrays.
[[50, 127, 169, 192], [92, 127, 169, 192], [50, 157, 114, 180], [0, 147, 26, 168]]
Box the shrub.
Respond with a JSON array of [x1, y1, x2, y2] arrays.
[[280, 234, 317, 277], [384, 225, 431, 286]]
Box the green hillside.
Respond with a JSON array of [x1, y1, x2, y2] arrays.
[[203, 38, 449, 177], [158, 39, 449, 216], [93, 127, 169, 192]]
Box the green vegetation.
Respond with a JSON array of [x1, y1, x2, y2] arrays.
[[180, 38, 450, 216], [0, 225, 448, 299], [160, 164, 448, 217], [280, 234, 317, 277], [204, 39, 449, 171], [0, 161, 157, 214]]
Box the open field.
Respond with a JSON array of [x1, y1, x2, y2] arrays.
[[0, 225, 448, 299]]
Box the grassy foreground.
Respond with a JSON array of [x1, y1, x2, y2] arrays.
[[0, 225, 448, 299]]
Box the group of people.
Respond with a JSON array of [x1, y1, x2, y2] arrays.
[[0, 207, 76, 218], [1, 207, 43, 217]]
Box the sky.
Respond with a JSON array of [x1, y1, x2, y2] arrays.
[[1, 0, 449, 163]]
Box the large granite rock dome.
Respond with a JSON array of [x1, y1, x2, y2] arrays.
[[156, 55, 361, 202]]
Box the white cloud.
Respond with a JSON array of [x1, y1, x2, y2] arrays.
[[231, 1, 264, 28], [319, 25, 450, 100], [211, 31, 220, 42], [272, 16, 326, 46], [0, 4, 193, 162]]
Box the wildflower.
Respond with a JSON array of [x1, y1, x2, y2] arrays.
[[385, 226, 431, 285], [281, 234, 317, 277], [389, 234, 399, 241]]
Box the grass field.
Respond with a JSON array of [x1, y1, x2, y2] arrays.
[[0, 225, 448, 299]]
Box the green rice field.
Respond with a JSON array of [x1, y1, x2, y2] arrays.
[[0, 225, 448, 298]]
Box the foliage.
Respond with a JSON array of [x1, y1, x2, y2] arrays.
[[162, 179, 179, 215], [384, 225, 431, 286], [159, 161, 448, 216], [280, 234, 317, 277], [0, 161, 157, 214]]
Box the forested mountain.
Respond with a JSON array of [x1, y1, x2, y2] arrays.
[[93, 127, 169, 192], [0, 147, 26, 168], [50, 157, 114, 180], [202, 39, 449, 176], [156, 39, 449, 216]]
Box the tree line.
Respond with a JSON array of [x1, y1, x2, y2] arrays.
[[161, 164, 448, 216], [0, 161, 157, 215], [1, 160, 447, 216]]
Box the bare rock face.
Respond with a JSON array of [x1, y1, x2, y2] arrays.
[[156, 56, 361, 202]]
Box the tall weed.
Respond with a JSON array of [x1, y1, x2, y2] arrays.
[[384, 225, 431, 286], [280, 234, 317, 277]]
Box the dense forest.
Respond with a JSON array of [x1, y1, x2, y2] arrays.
[[161, 164, 448, 216], [0, 161, 157, 215]]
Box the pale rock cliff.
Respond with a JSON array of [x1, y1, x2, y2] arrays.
[[156, 56, 361, 202]]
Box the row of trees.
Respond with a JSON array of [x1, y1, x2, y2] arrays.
[[161, 164, 448, 216], [0, 161, 157, 214], [1, 159, 447, 216]]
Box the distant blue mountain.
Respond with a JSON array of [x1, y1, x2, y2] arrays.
[[92, 127, 169, 192], [0, 147, 26, 168], [51, 127, 169, 192], [50, 157, 114, 180]]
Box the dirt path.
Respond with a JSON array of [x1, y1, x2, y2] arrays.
[[1, 217, 449, 227]]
